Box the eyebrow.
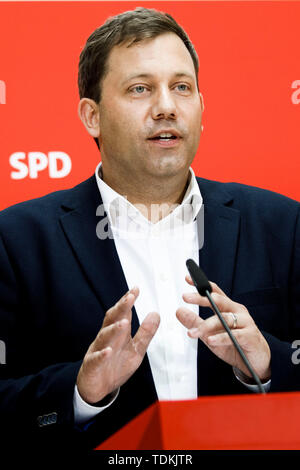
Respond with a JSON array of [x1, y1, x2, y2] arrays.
[[121, 72, 196, 86]]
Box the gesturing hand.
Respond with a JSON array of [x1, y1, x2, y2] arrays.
[[176, 276, 271, 381], [77, 287, 160, 404]]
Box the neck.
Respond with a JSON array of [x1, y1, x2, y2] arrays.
[[100, 165, 190, 223]]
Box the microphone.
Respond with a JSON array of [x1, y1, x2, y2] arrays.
[[186, 259, 265, 394]]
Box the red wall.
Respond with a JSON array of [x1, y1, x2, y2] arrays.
[[1, 1, 299, 210]]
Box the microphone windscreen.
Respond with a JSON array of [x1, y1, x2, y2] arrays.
[[186, 259, 212, 296]]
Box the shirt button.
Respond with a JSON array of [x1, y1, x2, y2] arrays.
[[177, 374, 186, 382], [159, 272, 169, 282]]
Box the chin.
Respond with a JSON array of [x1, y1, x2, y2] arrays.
[[150, 159, 188, 177], [155, 165, 187, 177]]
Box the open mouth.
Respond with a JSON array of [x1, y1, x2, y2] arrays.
[[148, 132, 179, 142]]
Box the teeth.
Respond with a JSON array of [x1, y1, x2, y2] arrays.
[[159, 133, 173, 138]]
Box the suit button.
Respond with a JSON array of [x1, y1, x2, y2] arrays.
[[37, 412, 57, 427], [46, 415, 52, 425]]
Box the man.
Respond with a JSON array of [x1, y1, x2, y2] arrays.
[[0, 7, 300, 451]]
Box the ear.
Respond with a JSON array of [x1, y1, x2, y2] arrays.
[[78, 98, 100, 138], [199, 92, 204, 132], [199, 92, 205, 113]]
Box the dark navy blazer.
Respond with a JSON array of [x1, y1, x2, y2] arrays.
[[0, 175, 299, 451]]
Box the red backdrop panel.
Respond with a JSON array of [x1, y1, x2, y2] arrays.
[[0, 1, 300, 210]]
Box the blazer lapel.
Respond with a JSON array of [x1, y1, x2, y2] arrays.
[[195, 178, 241, 395], [59, 175, 141, 335], [197, 178, 240, 300]]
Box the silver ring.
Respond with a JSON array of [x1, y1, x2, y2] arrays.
[[230, 313, 238, 329]]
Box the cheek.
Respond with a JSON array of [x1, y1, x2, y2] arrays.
[[190, 101, 202, 128], [101, 103, 143, 144], [179, 98, 202, 128], [190, 110, 202, 145], [183, 105, 202, 138], [99, 112, 127, 149]]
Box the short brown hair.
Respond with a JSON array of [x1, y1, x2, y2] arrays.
[[78, 7, 199, 103]]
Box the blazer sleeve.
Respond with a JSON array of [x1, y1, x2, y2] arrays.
[[264, 205, 300, 392], [0, 232, 82, 451]]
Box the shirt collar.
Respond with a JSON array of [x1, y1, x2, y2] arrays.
[[95, 162, 202, 230]]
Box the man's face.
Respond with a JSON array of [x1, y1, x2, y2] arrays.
[[97, 32, 203, 182]]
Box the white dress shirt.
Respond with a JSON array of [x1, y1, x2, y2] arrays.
[[73, 163, 270, 424], [97, 163, 202, 401]]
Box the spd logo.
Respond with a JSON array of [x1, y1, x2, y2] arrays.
[[9, 151, 72, 179]]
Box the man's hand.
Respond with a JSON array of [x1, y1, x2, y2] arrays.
[[176, 276, 271, 381], [77, 287, 160, 404]]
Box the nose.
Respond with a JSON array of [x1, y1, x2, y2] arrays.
[[151, 87, 177, 121]]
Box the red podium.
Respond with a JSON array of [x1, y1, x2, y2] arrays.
[[96, 392, 300, 450]]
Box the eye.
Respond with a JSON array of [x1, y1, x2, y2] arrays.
[[176, 83, 190, 92], [130, 85, 147, 94]]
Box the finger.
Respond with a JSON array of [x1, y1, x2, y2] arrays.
[[185, 275, 226, 296], [85, 346, 113, 371], [209, 281, 227, 296], [206, 330, 243, 348], [185, 274, 194, 286], [188, 312, 248, 340], [132, 312, 160, 357], [91, 318, 130, 353], [182, 291, 245, 314], [176, 307, 203, 330], [102, 286, 139, 328], [80, 347, 114, 383]]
